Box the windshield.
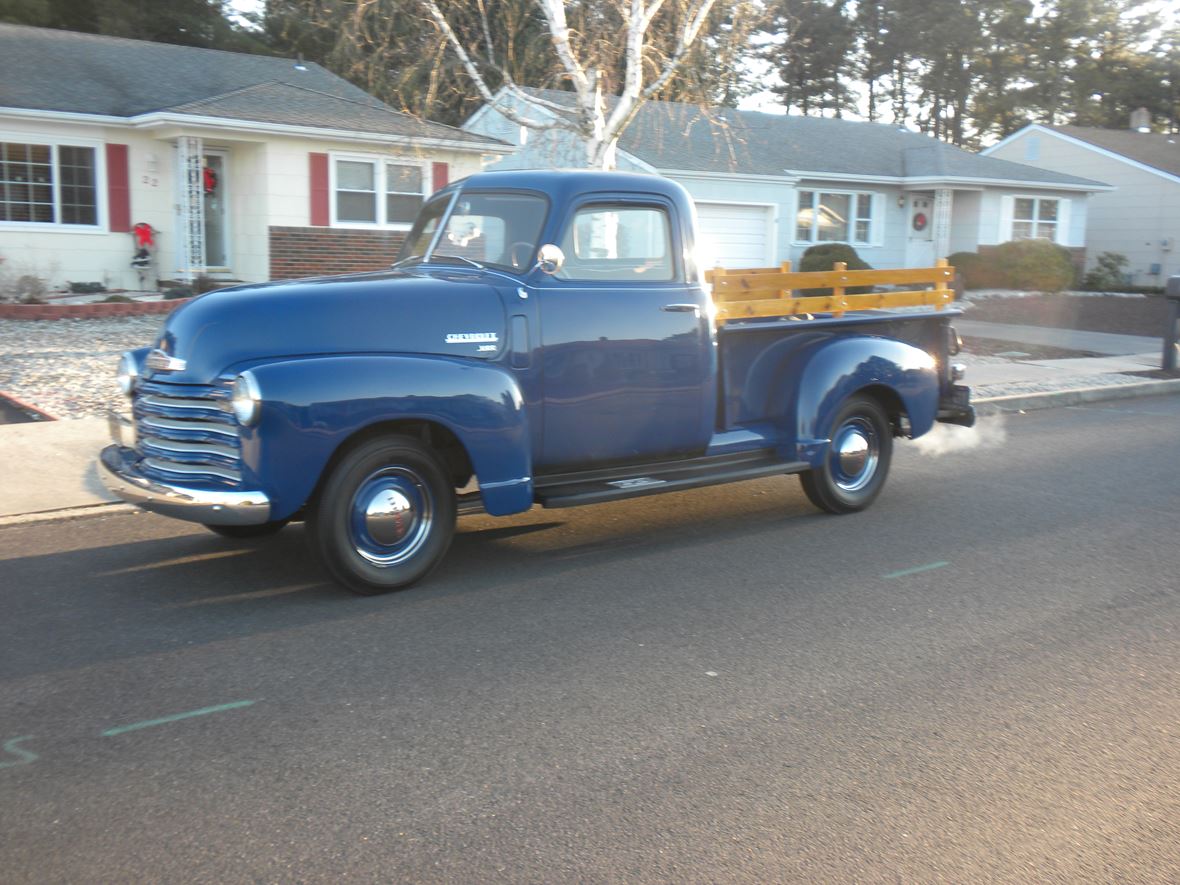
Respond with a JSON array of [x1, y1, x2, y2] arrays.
[[397, 191, 548, 273]]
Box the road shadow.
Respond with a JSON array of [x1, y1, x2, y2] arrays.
[[0, 479, 827, 680]]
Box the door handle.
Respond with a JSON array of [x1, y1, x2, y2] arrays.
[[661, 303, 700, 314]]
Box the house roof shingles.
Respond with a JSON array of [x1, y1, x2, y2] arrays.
[[1049, 125, 1180, 178], [512, 88, 1105, 189], [0, 23, 501, 146]]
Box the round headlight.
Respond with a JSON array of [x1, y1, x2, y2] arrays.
[[231, 371, 262, 426], [116, 351, 138, 395]]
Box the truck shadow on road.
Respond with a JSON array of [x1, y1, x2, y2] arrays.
[[0, 478, 832, 677]]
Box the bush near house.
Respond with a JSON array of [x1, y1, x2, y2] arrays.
[[799, 243, 874, 295], [949, 241, 1076, 292], [1081, 252, 1130, 291], [948, 251, 1007, 290], [0, 272, 48, 304]]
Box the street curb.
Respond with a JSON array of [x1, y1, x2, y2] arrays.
[[0, 502, 134, 528], [0, 390, 55, 421], [975, 377, 1180, 414]]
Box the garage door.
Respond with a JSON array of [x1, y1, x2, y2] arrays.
[[695, 202, 773, 270]]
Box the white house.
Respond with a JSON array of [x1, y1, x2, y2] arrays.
[[0, 24, 510, 289], [464, 89, 1110, 270], [984, 123, 1180, 285]]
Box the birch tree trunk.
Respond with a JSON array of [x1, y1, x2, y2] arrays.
[[423, 0, 721, 170]]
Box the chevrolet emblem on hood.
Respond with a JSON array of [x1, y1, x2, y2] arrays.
[[145, 348, 186, 373]]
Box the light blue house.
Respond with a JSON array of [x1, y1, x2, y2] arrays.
[[464, 90, 1110, 270]]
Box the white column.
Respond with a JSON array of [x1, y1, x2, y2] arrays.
[[933, 188, 953, 260], [176, 136, 205, 282]]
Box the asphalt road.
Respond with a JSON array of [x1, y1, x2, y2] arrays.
[[2, 395, 1178, 883]]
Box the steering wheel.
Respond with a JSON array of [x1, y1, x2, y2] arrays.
[[508, 241, 534, 269]]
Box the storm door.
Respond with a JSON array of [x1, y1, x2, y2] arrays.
[[201, 150, 229, 270]]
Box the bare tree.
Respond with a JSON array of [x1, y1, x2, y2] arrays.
[[422, 0, 721, 168]]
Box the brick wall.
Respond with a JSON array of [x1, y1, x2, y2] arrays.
[[269, 226, 407, 280]]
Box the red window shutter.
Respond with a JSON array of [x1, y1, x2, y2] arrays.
[[309, 152, 330, 226], [106, 143, 131, 232], [432, 162, 449, 193]]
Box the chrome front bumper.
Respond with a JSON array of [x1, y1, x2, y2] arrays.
[[99, 444, 271, 526]]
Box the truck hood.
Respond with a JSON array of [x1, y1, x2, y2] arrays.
[[150, 270, 508, 384]]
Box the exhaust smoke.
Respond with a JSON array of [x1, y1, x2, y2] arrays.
[[912, 413, 1008, 457]]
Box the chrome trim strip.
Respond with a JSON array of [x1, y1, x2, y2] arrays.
[[139, 394, 233, 412], [139, 438, 239, 460], [99, 445, 270, 526], [142, 456, 242, 483], [139, 415, 239, 438]]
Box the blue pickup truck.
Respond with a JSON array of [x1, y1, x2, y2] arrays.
[[101, 170, 973, 594]]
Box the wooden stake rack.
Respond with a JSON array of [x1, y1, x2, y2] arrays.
[[705, 259, 955, 324]]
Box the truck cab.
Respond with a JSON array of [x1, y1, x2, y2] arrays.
[[101, 170, 972, 594]]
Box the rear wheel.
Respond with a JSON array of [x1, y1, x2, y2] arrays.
[[308, 435, 456, 595], [799, 394, 892, 513], [204, 520, 289, 539]]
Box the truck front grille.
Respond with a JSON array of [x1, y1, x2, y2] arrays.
[[133, 380, 242, 486]]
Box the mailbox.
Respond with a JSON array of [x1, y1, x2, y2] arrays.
[[1165, 276, 1180, 372]]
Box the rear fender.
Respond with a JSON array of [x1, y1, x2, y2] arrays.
[[793, 337, 939, 464], [241, 355, 532, 519]]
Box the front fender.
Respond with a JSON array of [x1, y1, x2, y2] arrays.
[[240, 355, 532, 519], [794, 337, 938, 463]]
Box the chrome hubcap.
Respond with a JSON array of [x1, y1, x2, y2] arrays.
[[364, 489, 414, 546], [832, 418, 879, 492], [349, 468, 433, 566]]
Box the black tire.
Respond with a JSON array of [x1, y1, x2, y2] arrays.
[[799, 394, 892, 513], [308, 435, 456, 595], [204, 519, 290, 539]]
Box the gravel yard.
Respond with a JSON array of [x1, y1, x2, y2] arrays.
[[0, 316, 164, 419]]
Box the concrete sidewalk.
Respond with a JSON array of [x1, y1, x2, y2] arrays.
[[2, 320, 1178, 524]]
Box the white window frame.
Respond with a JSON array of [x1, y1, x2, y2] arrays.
[[328, 152, 429, 230], [792, 188, 878, 247], [1009, 195, 1060, 242], [0, 134, 107, 232]]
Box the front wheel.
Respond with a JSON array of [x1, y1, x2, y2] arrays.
[[308, 435, 456, 595], [799, 395, 892, 513]]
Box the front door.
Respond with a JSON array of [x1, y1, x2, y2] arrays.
[[905, 193, 935, 267], [535, 200, 713, 470], [201, 151, 229, 270]]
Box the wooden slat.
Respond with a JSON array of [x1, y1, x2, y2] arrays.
[[715, 288, 953, 324], [709, 266, 953, 295]]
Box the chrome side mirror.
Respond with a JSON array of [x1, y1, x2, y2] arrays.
[[535, 244, 565, 275]]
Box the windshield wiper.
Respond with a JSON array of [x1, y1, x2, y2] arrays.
[[390, 254, 424, 269], [431, 254, 485, 270]]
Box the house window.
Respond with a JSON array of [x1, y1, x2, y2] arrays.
[[1, 142, 97, 226], [333, 156, 424, 227], [1012, 197, 1058, 241], [795, 190, 874, 244], [386, 163, 423, 223]]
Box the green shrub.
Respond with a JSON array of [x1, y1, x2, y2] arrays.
[[1081, 252, 1130, 291], [100, 294, 135, 303], [799, 243, 874, 295], [988, 240, 1077, 292], [163, 286, 194, 300], [68, 281, 106, 294]]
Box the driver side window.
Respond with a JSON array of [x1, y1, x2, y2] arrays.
[[556, 205, 675, 281]]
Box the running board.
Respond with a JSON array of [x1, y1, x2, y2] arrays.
[[534, 451, 808, 509]]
